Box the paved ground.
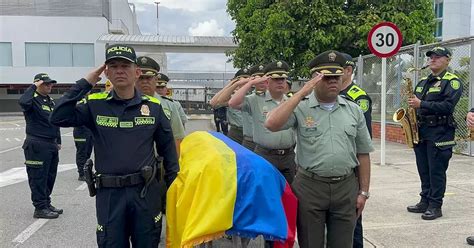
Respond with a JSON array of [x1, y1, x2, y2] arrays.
[[0, 115, 473, 247]]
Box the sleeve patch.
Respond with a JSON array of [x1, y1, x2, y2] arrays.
[[357, 99, 370, 113]]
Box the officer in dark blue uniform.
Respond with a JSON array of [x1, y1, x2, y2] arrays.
[[213, 106, 228, 135], [19, 73, 63, 219], [339, 53, 372, 248], [73, 125, 93, 181], [50, 44, 179, 247], [406, 46, 462, 220]]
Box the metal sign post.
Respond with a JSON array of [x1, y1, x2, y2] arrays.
[[368, 22, 403, 165]]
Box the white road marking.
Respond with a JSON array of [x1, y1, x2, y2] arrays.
[[0, 145, 22, 154], [75, 182, 88, 191], [6, 138, 11, 142], [12, 219, 49, 245], [15, 138, 21, 142], [0, 127, 24, 131], [0, 164, 76, 188]]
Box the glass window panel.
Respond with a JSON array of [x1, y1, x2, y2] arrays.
[[0, 42, 12, 66], [25, 43, 49, 66], [50, 43, 72, 67], [73, 43, 94, 67]]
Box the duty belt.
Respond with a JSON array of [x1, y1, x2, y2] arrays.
[[96, 172, 144, 188], [255, 145, 294, 155], [297, 167, 354, 183], [417, 115, 449, 126]]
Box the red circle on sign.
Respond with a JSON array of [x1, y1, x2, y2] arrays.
[[367, 22, 403, 58]]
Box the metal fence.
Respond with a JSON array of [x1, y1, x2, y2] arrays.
[[354, 36, 474, 156]]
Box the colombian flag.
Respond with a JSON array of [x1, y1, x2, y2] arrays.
[[166, 131, 297, 248]]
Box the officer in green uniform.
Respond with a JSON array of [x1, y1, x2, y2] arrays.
[[339, 53, 372, 248], [406, 46, 462, 220], [154, 75, 188, 128], [229, 61, 296, 183], [136, 56, 185, 155], [265, 51, 374, 248], [241, 64, 267, 150], [209, 69, 251, 144]]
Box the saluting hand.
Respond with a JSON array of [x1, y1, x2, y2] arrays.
[[467, 112, 474, 127], [248, 75, 268, 85], [408, 96, 421, 109], [85, 64, 106, 86], [299, 73, 323, 97]]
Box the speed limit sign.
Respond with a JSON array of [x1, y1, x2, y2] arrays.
[[368, 22, 403, 58]]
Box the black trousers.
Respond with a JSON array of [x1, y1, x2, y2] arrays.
[[353, 215, 363, 248], [22, 138, 59, 210], [413, 141, 452, 208], [96, 179, 163, 248], [74, 135, 93, 176], [214, 116, 228, 135]]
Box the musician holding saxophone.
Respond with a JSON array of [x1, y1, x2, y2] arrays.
[[406, 47, 462, 220]]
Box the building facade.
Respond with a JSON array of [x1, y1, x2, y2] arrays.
[[434, 0, 474, 40]]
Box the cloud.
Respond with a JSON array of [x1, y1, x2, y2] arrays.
[[168, 53, 235, 72], [188, 19, 224, 36]]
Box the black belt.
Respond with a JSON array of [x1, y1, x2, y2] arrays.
[[417, 115, 449, 126], [255, 145, 294, 155], [297, 167, 354, 183], [96, 172, 144, 188], [26, 135, 57, 144]]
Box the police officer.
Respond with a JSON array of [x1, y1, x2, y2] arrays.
[[467, 108, 474, 246], [73, 124, 93, 181], [340, 53, 373, 248], [241, 64, 267, 150], [264, 51, 373, 248], [229, 61, 296, 183], [153, 74, 188, 128], [210, 69, 251, 144], [50, 44, 179, 247], [213, 106, 228, 135], [19, 73, 63, 219], [406, 46, 462, 220], [136, 56, 185, 155]]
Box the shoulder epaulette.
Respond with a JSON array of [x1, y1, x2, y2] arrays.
[[87, 92, 109, 100], [142, 95, 161, 105], [442, 72, 459, 81], [420, 76, 428, 81], [161, 96, 174, 102], [347, 84, 368, 100]]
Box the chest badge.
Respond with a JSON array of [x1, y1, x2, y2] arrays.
[[140, 105, 150, 116], [305, 116, 316, 127]]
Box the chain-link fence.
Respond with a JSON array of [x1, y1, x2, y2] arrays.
[[354, 36, 474, 156]]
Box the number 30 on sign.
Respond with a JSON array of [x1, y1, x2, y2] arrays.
[[368, 22, 403, 58]]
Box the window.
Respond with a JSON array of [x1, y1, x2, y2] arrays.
[[434, 0, 443, 38], [435, 2, 443, 18], [0, 42, 13, 66], [25, 43, 94, 67], [435, 21, 443, 38]]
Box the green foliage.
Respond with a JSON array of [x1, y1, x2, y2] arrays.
[[227, 0, 436, 77]]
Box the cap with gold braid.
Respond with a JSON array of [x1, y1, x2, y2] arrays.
[[308, 50, 346, 76], [234, 68, 250, 79], [264, 61, 289, 79], [136, 56, 160, 76], [156, 73, 170, 87], [249, 64, 266, 77]]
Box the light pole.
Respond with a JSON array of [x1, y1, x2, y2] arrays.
[[154, 1, 160, 35]]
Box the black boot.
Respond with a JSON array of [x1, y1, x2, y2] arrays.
[[407, 201, 429, 213], [421, 207, 442, 220], [467, 236, 474, 246], [34, 208, 59, 219], [78, 175, 85, 181], [49, 205, 63, 214]]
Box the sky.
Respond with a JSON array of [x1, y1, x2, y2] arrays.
[[128, 0, 237, 73]]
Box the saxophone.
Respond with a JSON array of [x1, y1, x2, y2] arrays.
[[393, 67, 426, 148]]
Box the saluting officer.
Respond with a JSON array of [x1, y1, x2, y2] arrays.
[[153, 74, 188, 128], [406, 46, 462, 220], [50, 44, 179, 247], [19, 73, 63, 219], [136, 56, 185, 155], [209, 69, 251, 144], [229, 61, 297, 183], [339, 53, 373, 248], [265, 51, 373, 248], [241, 64, 268, 150]]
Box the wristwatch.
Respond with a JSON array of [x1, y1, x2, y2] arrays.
[[359, 191, 370, 199]]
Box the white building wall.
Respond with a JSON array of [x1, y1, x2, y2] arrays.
[[442, 0, 474, 40], [0, 16, 109, 84]]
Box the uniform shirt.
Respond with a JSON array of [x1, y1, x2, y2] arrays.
[[281, 94, 374, 177], [154, 94, 185, 140], [414, 70, 462, 146], [73, 126, 93, 140], [243, 91, 296, 149], [50, 79, 179, 186], [19, 84, 61, 144], [340, 82, 373, 137], [227, 106, 243, 128], [173, 100, 188, 125], [213, 106, 227, 120]]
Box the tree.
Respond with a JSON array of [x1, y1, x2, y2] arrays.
[[226, 0, 436, 77]]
